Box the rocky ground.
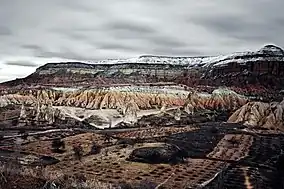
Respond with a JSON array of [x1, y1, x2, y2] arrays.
[[0, 103, 284, 188]]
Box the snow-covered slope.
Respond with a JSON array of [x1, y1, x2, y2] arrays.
[[212, 45, 284, 67], [89, 55, 226, 67]]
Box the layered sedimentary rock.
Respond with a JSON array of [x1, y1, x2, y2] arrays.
[[0, 87, 248, 114], [2, 45, 284, 96], [0, 88, 186, 109], [4, 63, 189, 87], [199, 45, 284, 89], [0, 86, 249, 128], [0, 94, 36, 107], [228, 100, 284, 131], [183, 88, 248, 114]]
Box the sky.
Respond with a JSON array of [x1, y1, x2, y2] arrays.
[[0, 0, 283, 82]]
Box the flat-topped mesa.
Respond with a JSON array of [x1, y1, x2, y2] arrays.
[[37, 62, 95, 70], [24, 60, 190, 87], [34, 54, 215, 76], [2, 45, 284, 93]]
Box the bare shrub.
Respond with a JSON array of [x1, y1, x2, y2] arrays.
[[1, 162, 116, 189], [73, 144, 83, 161], [51, 138, 65, 153], [43, 173, 117, 189], [89, 142, 101, 155]]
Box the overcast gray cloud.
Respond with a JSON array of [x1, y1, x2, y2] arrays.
[[4, 60, 38, 67], [0, 0, 283, 81], [0, 26, 12, 36]]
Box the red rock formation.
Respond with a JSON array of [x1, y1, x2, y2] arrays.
[[183, 88, 248, 114], [0, 89, 187, 110], [228, 100, 284, 131]]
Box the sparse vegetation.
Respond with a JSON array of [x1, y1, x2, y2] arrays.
[[73, 144, 83, 161], [51, 138, 66, 153], [227, 137, 239, 147], [89, 142, 101, 155], [42, 173, 116, 189], [0, 163, 116, 189], [2, 52, 284, 188]]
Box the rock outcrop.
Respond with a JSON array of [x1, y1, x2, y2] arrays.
[[0, 87, 248, 114], [184, 88, 248, 114], [0, 94, 36, 107], [18, 102, 65, 125], [199, 45, 284, 90], [0, 88, 186, 109], [228, 100, 284, 131]]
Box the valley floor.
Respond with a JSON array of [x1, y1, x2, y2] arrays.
[[0, 109, 284, 189]]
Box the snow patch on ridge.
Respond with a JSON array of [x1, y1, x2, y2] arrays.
[[33, 44, 284, 75]]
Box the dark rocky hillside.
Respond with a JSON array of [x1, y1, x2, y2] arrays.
[[2, 45, 284, 92]]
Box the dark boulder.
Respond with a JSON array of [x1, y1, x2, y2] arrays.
[[127, 144, 187, 164]]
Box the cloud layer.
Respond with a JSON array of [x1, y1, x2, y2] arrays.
[[0, 0, 283, 81]]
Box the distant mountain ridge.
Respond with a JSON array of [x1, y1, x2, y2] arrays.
[[35, 44, 284, 70], [2, 44, 284, 101]]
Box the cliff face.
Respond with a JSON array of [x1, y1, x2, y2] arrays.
[[1, 45, 284, 99], [199, 45, 284, 89], [16, 63, 188, 87]]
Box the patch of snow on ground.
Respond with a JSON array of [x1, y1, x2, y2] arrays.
[[52, 87, 81, 92]]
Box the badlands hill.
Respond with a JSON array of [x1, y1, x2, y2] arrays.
[[0, 86, 247, 129], [228, 100, 284, 131]]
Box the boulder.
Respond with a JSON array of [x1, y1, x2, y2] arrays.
[[127, 143, 187, 164]]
